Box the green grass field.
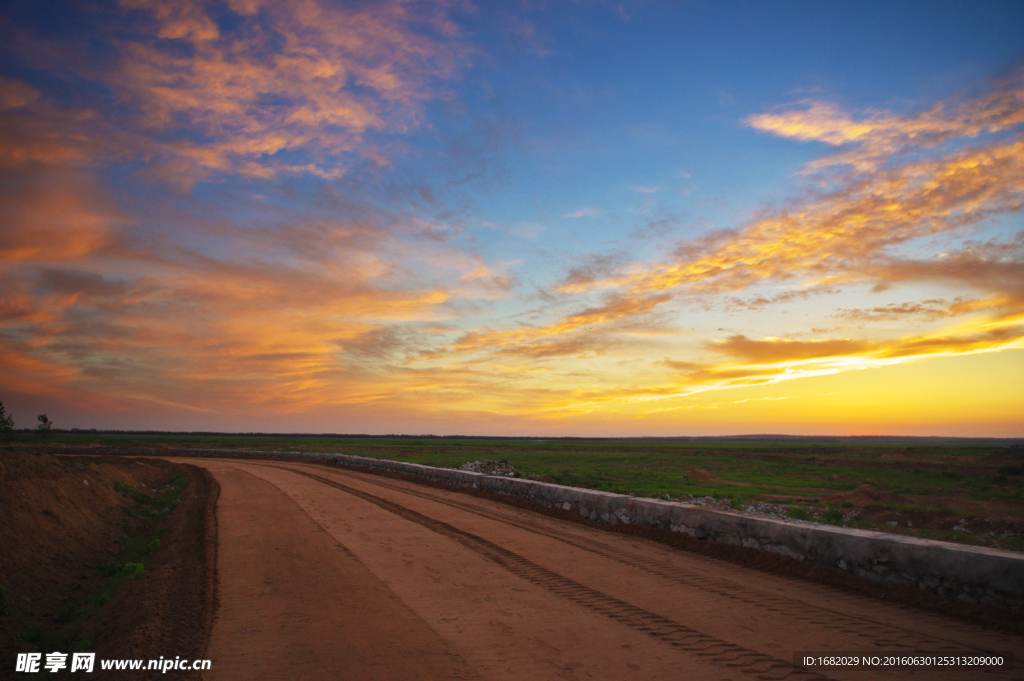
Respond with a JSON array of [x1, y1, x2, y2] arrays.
[[15, 432, 1024, 507], [8, 432, 1024, 550]]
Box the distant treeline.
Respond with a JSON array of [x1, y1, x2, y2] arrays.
[[15, 429, 1023, 445]]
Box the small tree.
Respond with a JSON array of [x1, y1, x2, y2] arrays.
[[0, 402, 14, 443], [37, 414, 52, 439]]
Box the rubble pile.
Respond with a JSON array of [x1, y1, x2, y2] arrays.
[[459, 460, 517, 477]]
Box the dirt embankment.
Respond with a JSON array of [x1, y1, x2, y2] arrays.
[[0, 451, 218, 680]]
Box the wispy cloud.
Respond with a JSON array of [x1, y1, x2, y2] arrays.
[[435, 72, 1024, 408], [833, 297, 983, 322], [746, 82, 1024, 172], [3, 0, 468, 186], [116, 0, 466, 181], [596, 78, 1015, 292]]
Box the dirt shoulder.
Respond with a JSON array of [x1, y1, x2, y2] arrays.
[[0, 451, 218, 680]]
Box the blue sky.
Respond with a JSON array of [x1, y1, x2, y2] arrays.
[[1, 0, 1022, 435]]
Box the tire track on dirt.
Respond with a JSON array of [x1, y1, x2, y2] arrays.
[[272, 465, 828, 681], [316, 465, 976, 653]]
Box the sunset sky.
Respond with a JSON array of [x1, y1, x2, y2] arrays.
[[2, 0, 1023, 436]]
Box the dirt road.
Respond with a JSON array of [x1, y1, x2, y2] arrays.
[[181, 458, 1022, 681]]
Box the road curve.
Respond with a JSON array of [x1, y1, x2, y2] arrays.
[[177, 458, 1022, 681]]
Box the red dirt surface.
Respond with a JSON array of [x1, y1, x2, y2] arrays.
[[179, 457, 1023, 681], [201, 465, 480, 681]]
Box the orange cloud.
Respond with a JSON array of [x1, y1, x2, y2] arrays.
[[873, 242, 1024, 316], [105, 0, 468, 181], [607, 138, 1024, 298], [0, 1, 483, 421], [0, 169, 120, 262], [495, 129, 1023, 378], [708, 335, 872, 363], [0, 93, 101, 169], [0, 195, 478, 416], [0, 1, 467, 188]]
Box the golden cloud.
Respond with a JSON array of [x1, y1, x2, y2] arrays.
[[653, 317, 1024, 398], [513, 76, 1024, 366], [415, 74, 1024, 418], [605, 138, 1024, 298], [439, 292, 672, 359], [747, 72, 1024, 171]]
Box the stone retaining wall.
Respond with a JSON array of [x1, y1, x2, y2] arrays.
[[164, 447, 1024, 611]]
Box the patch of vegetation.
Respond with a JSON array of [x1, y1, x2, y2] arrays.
[[820, 505, 844, 525], [16, 476, 187, 658], [786, 507, 812, 521], [112, 479, 150, 505], [121, 562, 145, 578]]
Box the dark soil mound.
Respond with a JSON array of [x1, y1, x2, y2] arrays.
[[0, 451, 217, 680], [685, 468, 721, 482]]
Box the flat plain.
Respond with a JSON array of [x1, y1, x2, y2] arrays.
[[5, 438, 1023, 680], [22, 432, 1024, 552]]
